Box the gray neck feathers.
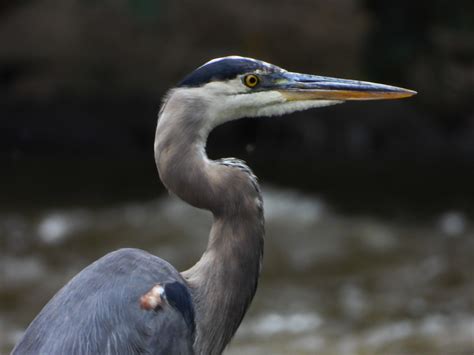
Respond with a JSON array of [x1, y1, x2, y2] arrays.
[[155, 90, 264, 355]]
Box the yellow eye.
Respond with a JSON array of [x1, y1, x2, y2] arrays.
[[244, 74, 260, 88]]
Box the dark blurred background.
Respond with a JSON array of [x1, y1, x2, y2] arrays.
[[1, 1, 474, 354], [1, 0, 473, 212]]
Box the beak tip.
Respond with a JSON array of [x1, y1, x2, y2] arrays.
[[405, 88, 417, 95], [397, 88, 417, 99]]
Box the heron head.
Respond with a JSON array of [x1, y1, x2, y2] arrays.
[[174, 55, 416, 129]]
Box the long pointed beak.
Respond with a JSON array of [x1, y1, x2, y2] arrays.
[[273, 72, 417, 101]]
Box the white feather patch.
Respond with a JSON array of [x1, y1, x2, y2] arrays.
[[169, 79, 343, 138], [253, 99, 343, 117]]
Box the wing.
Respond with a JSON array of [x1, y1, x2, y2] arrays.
[[12, 248, 195, 355]]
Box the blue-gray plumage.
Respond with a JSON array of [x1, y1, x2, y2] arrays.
[[13, 249, 195, 354], [12, 56, 415, 355]]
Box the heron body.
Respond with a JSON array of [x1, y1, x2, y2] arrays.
[[14, 249, 195, 354], [12, 56, 415, 355]]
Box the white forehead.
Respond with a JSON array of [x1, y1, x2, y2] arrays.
[[199, 56, 275, 70]]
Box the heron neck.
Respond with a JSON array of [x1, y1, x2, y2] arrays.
[[155, 93, 264, 354], [183, 212, 264, 355]]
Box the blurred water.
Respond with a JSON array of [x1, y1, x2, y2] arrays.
[[1, 186, 473, 354]]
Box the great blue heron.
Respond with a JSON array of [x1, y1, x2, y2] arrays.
[[12, 56, 415, 354]]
